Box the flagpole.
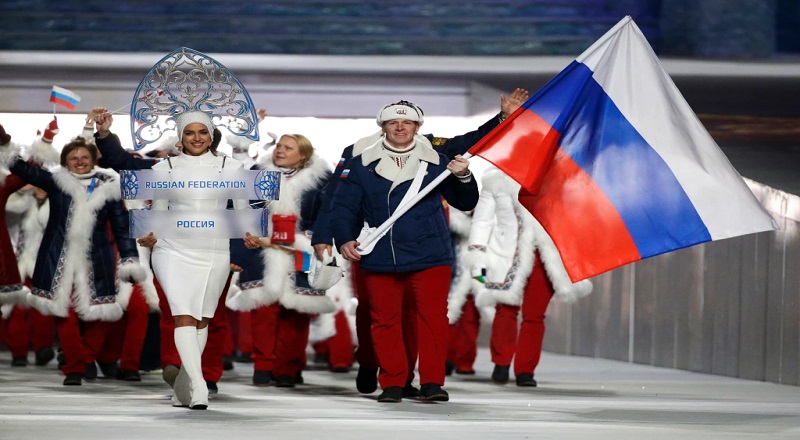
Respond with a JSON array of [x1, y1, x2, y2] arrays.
[[575, 15, 632, 63], [356, 153, 473, 253], [108, 103, 131, 114]]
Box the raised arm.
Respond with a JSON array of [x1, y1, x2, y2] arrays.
[[93, 110, 158, 171]]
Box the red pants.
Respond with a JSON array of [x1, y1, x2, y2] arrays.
[[447, 294, 480, 372], [95, 285, 150, 371], [226, 309, 253, 356], [353, 262, 418, 382], [155, 273, 231, 382], [3, 305, 55, 357], [327, 309, 354, 369], [56, 308, 110, 375], [490, 252, 554, 375], [273, 307, 310, 378], [312, 310, 354, 370], [364, 265, 450, 389], [250, 303, 279, 371]]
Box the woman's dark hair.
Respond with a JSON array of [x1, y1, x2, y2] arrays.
[[60, 136, 99, 167], [209, 128, 222, 155]]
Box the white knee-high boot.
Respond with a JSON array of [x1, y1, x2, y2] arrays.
[[197, 326, 208, 354], [174, 326, 208, 409]]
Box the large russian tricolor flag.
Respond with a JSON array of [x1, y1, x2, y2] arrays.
[[468, 16, 778, 282], [49, 85, 81, 110]]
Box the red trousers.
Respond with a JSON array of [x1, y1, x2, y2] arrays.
[[95, 285, 150, 371], [352, 262, 418, 382], [226, 309, 253, 356], [56, 308, 110, 375], [327, 309, 354, 369], [273, 306, 310, 378], [312, 310, 355, 370], [490, 252, 554, 375], [250, 303, 279, 371], [155, 273, 231, 382], [364, 265, 450, 389], [447, 294, 480, 372], [3, 305, 55, 357]]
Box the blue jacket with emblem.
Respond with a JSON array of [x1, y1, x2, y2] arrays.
[[312, 114, 503, 248], [329, 138, 478, 273]]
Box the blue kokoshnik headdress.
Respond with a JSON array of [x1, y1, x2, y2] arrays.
[[130, 47, 260, 150]]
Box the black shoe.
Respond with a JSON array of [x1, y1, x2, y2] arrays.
[[294, 371, 304, 385], [118, 369, 142, 382], [84, 362, 98, 380], [275, 375, 295, 388], [313, 353, 329, 367], [419, 383, 449, 402], [456, 368, 476, 375], [491, 364, 510, 384], [253, 370, 273, 386], [35, 347, 55, 366], [63, 373, 83, 386], [516, 373, 537, 387], [11, 356, 28, 367], [329, 365, 350, 373], [445, 361, 455, 376], [206, 380, 218, 394], [402, 383, 420, 398], [222, 356, 234, 371], [97, 361, 120, 379], [356, 367, 378, 394], [234, 352, 252, 363], [377, 387, 403, 403]]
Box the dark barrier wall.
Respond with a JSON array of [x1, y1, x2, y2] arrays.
[[543, 179, 800, 386], [659, 0, 778, 58]]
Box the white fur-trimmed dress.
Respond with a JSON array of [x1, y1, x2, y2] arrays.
[[227, 151, 335, 314], [2, 141, 144, 321]]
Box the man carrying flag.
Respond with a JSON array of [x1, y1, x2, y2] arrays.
[[49, 86, 81, 111], [468, 16, 778, 282]]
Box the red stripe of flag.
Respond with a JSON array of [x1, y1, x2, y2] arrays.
[[49, 96, 77, 110]]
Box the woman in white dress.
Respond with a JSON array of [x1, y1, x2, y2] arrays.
[[138, 111, 244, 410]]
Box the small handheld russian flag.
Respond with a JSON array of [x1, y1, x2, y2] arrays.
[[49, 86, 81, 110]]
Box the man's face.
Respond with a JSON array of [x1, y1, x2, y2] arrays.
[[382, 119, 419, 149]]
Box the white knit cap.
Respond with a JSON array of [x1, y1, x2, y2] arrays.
[[175, 111, 215, 136], [376, 100, 424, 126]]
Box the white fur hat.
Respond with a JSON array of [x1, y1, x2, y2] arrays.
[[376, 100, 424, 126], [175, 111, 214, 137]]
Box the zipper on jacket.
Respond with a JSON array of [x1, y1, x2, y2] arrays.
[[387, 191, 396, 266]]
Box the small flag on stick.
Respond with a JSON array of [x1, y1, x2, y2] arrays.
[[49, 86, 81, 110]]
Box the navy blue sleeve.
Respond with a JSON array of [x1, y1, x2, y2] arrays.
[[95, 132, 157, 171], [108, 200, 139, 260], [230, 238, 261, 267], [310, 144, 354, 246], [9, 159, 56, 193], [440, 174, 479, 212], [424, 115, 502, 159], [329, 165, 365, 252]]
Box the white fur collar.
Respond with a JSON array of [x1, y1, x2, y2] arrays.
[[0, 141, 21, 170], [360, 135, 439, 190], [51, 166, 121, 208], [352, 131, 383, 156], [481, 167, 521, 195], [258, 152, 330, 216]]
